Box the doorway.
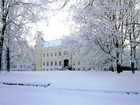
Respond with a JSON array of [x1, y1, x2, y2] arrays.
[[64, 59, 69, 67]]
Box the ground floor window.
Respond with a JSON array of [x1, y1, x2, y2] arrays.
[[43, 62, 45, 66], [47, 62, 49, 66], [51, 61, 53, 66], [59, 61, 61, 66], [55, 61, 57, 66]]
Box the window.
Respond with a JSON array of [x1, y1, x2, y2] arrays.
[[47, 53, 49, 57], [59, 52, 61, 56], [83, 67, 85, 70], [73, 52, 75, 55], [78, 61, 80, 65], [43, 62, 45, 66], [73, 61, 75, 65], [55, 52, 57, 56], [59, 61, 61, 66], [55, 61, 57, 66], [64, 51, 69, 55], [47, 62, 49, 66], [13, 65, 17, 68], [51, 53, 53, 57], [43, 53, 45, 57], [51, 61, 53, 66]]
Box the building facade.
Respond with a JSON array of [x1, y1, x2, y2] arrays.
[[34, 35, 91, 71]]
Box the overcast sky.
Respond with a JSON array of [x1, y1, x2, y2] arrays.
[[37, 10, 71, 41]]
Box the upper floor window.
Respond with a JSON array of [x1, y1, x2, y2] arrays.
[[73, 52, 75, 55], [47, 53, 49, 57], [64, 51, 69, 55], [43, 53, 45, 57], [51, 53, 53, 57], [59, 52, 61, 56], [55, 52, 57, 56]]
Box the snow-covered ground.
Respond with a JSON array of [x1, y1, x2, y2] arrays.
[[0, 71, 140, 105]]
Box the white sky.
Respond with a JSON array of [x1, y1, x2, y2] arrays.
[[27, 0, 74, 45], [35, 10, 71, 41]]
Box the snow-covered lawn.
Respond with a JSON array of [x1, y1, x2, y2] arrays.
[[0, 71, 140, 105]]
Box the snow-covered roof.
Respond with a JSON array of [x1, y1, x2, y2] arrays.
[[43, 39, 62, 48]]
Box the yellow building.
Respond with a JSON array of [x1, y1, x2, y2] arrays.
[[34, 35, 91, 71]]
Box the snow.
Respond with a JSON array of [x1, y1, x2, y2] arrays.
[[0, 71, 140, 105], [43, 39, 62, 48]]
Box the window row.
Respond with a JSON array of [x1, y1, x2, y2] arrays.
[[42, 68, 91, 71], [43, 51, 69, 57], [72, 61, 80, 65], [43, 61, 81, 66], [43, 61, 62, 66]]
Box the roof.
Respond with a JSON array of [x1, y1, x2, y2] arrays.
[[43, 39, 62, 48]]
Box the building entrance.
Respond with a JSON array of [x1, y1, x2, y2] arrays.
[[64, 59, 69, 67]]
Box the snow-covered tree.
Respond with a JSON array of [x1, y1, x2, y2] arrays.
[[125, 0, 140, 73], [0, 0, 68, 72], [0, 0, 46, 71], [68, 0, 140, 73]]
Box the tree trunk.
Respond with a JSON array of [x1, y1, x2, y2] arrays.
[[116, 52, 121, 73], [130, 46, 136, 74], [116, 41, 122, 73], [6, 47, 10, 72], [0, 26, 6, 71], [0, 38, 4, 71], [130, 22, 136, 74], [0, 0, 7, 71]]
